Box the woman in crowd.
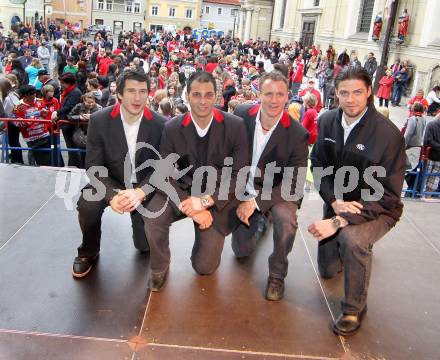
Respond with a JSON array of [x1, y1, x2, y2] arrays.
[[377, 68, 394, 107], [10, 59, 28, 87], [0, 76, 23, 163], [67, 92, 102, 168], [25, 58, 43, 91]]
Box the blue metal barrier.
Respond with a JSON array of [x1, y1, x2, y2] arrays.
[[0, 118, 55, 166], [419, 147, 440, 197]]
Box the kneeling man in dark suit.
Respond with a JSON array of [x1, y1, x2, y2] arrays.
[[232, 72, 309, 301], [72, 70, 166, 278], [144, 71, 249, 291]]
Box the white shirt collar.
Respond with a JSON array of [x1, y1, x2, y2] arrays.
[[341, 107, 368, 130], [255, 108, 282, 134], [192, 114, 214, 138]]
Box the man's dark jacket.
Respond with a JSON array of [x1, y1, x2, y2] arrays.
[[234, 103, 309, 214], [85, 103, 166, 204], [311, 105, 406, 226]]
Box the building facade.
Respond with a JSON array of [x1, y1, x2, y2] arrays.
[[144, 0, 201, 33], [49, 0, 91, 30], [200, 0, 240, 35], [270, 0, 440, 95], [0, 0, 44, 31], [91, 0, 145, 34], [236, 0, 274, 41]]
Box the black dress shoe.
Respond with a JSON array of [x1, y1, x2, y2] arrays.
[[149, 269, 169, 292], [332, 306, 367, 336], [72, 253, 99, 279], [265, 276, 285, 301]]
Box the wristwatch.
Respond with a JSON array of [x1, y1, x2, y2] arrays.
[[331, 216, 342, 230], [200, 196, 211, 209]]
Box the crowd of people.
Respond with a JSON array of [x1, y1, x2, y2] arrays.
[[0, 23, 439, 189]]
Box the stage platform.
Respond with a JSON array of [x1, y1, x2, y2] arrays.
[[0, 164, 439, 360]]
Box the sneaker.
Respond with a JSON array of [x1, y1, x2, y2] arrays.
[[72, 253, 99, 279], [265, 276, 285, 301]]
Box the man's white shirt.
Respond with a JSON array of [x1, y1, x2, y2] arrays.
[[121, 108, 143, 184], [246, 109, 282, 209], [341, 107, 368, 145]]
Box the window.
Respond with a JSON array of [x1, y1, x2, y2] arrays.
[[186, 9, 192, 18], [151, 5, 158, 15], [231, 9, 238, 17], [205, 6, 210, 14], [218, 8, 222, 15], [169, 7, 175, 17], [106, 0, 112, 11], [314, 0, 320, 6], [126, 1, 132, 12], [150, 24, 163, 32], [95, 19, 104, 25], [97, 0, 104, 10], [358, 0, 375, 33], [134, 2, 140, 13]]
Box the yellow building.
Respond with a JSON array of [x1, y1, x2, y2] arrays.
[[144, 0, 202, 33], [48, 0, 92, 30]]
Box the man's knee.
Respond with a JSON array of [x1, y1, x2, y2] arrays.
[[192, 257, 219, 276], [271, 202, 298, 228], [338, 227, 371, 255]]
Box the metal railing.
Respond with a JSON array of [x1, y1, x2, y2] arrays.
[[1, 118, 87, 167]]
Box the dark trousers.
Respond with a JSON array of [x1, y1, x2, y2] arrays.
[[392, 85, 404, 105], [378, 98, 389, 107], [144, 192, 226, 275], [7, 123, 24, 164], [28, 137, 52, 166], [62, 127, 82, 168], [77, 192, 149, 257], [231, 201, 298, 279], [317, 216, 391, 315]]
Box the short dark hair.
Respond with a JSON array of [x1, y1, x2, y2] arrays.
[[116, 70, 150, 95], [259, 71, 289, 92], [433, 85, 440, 92], [186, 71, 216, 94], [59, 72, 77, 85], [335, 67, 374, 105], [19, 84, 36, 97], [97, 76, 109, 88], [412, 102, 424, 114]]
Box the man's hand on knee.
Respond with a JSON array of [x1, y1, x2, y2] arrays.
[[331, 200, 363, 215], [236, 200, 257, 226], [191, 210, 213, 230]]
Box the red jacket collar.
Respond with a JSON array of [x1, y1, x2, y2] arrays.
[[110, 102, 153, 121], [247, 104, 291, 128], [181, 108, 224, 127]]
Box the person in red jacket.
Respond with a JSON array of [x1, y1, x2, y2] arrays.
[[376, 68, 394, 107], [97, 50, 114, 76], [290, 55, 304, 96], [302, 93, 318, 145], [299, 79, 322, 113], [407, 89, 429, 116], [13, 85, 51, 166], [39, 84, 60, 131], [205, 56, 219, 74]]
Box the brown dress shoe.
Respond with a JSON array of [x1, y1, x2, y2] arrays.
[[265, 276, 285, 301], [332, 306, 367, 336]]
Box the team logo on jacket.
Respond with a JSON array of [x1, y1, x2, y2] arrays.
[[356, 144, 365, 151]]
